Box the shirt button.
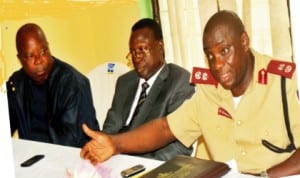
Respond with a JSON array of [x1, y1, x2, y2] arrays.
[[236, 120, 242, 126]]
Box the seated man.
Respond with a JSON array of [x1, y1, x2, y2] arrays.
[[80, 11, 300, 177], [102, 18, 195, 161], [6, 23, 99, 147]]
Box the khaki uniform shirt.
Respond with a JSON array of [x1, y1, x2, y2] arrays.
[[168, 50, 300, 173]]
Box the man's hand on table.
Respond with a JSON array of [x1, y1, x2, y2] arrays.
[[80, 123, 116, 165]]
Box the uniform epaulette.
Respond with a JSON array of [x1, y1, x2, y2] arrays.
[[191, 67, 218, 87], [266, 60, 296, 79]]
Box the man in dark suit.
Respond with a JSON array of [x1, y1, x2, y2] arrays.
[[7, 23, 99, 147], [102, 18, 195, 161]]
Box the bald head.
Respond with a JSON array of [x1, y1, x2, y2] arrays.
[[16, 23, 48, 54], [202, 10, 253, 97], [203, 10, 245, 42], [15, 23, 53, 84]]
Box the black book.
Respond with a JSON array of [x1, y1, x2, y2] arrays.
[[140, 155, 230, 178]]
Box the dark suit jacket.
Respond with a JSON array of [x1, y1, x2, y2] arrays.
[[6, 58, 99, 147], [103, 63, 195, 161]]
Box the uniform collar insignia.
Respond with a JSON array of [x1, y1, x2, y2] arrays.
[[267, 60, 296, 78], [258, 68, 268, 84], [191, 67, 218, 87]]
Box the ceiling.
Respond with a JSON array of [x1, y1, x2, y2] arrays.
[[0, 0, 137, 21]]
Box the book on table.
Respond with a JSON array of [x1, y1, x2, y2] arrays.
[[140, 155, 230, 178]]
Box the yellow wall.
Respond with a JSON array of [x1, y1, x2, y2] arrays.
[[0, 1, 143, 85]]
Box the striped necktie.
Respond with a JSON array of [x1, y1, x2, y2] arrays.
[[128, 82, 149, 125]]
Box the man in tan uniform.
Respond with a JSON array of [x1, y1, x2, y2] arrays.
[[80, 10, 300, 177]]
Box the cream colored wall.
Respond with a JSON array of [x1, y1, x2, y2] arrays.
[[0, 1, 142, 85]]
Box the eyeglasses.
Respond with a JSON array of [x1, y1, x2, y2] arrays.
[[19, 47, 50, 63], [129, 46, 151, 58]]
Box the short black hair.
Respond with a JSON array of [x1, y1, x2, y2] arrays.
[[131, 18, 163, 40]]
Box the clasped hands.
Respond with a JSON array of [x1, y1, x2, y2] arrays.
[[80, 124, 117, 165]]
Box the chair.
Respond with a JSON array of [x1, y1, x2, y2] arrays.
[[87, 61, 130, 129]]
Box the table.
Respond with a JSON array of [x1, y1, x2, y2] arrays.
[[12, 139, 299, 178], [11, 139, 255, 178], [12, 139, 163, 178], [0, 90, 15, 178]]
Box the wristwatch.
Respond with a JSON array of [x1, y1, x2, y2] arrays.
[[260, 170, 269, 177]]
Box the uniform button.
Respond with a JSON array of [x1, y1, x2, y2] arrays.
[[264, 130, 269, 136], [236, 120, 242, 126], [12, 87, 16, 92], [10, 81, 13, 85]]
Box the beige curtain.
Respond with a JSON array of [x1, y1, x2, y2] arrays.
[[289, 0, 300, 94], [158, 0, 292, 72]]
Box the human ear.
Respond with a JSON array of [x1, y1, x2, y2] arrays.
[[158, 40, 164, 49], [158, 40, 164, 53], [16, 54, 23, 63], [241, 32, 249, 51]]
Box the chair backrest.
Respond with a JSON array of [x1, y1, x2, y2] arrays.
[[87, 62, 130, 129]]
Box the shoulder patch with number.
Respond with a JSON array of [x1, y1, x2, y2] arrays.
[[266, 60, 296, 78], [191, 67, 218, 87]]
